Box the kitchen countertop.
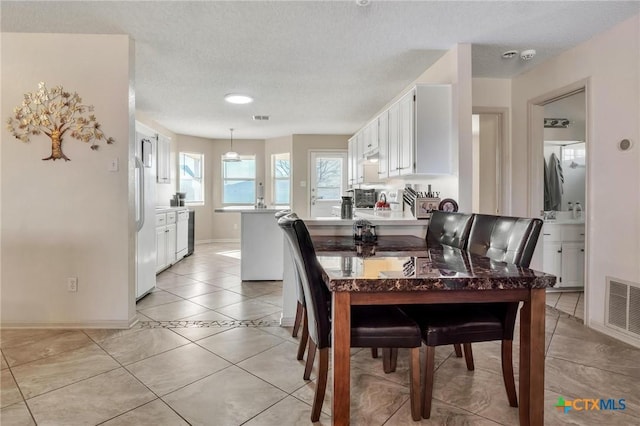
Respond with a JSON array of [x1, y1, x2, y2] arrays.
[[303, 216, 426, 226], [214, 206, 290, 213], [155, 206, 189, 213], [543, 219, 585, 225]]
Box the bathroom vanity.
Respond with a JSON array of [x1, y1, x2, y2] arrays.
[[542, 219, 585, 290]]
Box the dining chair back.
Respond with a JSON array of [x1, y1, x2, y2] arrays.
[[426, 211, 474, 249], [466, 214, 543, 267], [275, 210, 309, 359]]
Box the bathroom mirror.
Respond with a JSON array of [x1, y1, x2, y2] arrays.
[[543, 91, 586, 212]]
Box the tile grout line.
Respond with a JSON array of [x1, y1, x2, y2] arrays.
[[3, 351, 38, 425]]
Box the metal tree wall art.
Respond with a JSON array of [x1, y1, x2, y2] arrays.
[[7, 82, 114, 161]]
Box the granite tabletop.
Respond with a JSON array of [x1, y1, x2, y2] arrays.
[[315, 241, 556, 292]]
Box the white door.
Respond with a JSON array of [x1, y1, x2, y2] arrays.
[[310, 151, 347, 218]]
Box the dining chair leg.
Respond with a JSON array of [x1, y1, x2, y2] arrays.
[[371, 348, 379, 358], [390, 348, 398, 372], [454, 343, 463, 357], [502, 339, 518, 407], [311, 347, 329, 422], [382, 348, 392, 373], [304, 339, 317, 380], [463, 343, 474, 371], [382, 348, 398, 373], [292, 301, 303, 337], [421, 345, 436, 419], [297, 308, 308, 361], [409, 347, 421, 421]]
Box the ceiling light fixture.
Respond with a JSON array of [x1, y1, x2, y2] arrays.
[[520, 49, 536, 61], [222, 128, 241, 162], [544, 118, 570, 128], [355, 0, 371, 6], [224, 94, 253, 104], [501, 50, 519, 59]]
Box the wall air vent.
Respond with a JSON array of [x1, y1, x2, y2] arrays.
[[252, 115, 270, 121], [605, 276, 640, 338]]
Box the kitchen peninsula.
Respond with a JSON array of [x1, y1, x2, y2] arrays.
[[215, 206, 288, 281], [280, 211, 430, 326]]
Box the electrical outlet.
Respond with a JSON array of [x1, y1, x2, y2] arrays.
[[67, 277, 78, 292]]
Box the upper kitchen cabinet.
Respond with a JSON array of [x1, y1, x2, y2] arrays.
[[156, 134, 171, 183], [377, 111, 389, 180], [362, 119, 379, 156], [348, 129, 380, 186], [400, 85, 452, 175], [365, 84, 453, 179]]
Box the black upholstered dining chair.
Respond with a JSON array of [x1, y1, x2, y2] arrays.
[[424, 210, 474, 358], [407, 213, 543, 418], [426, 210, 474, 249], [275, 210, 308, 362], [278, 214, 423, 422]]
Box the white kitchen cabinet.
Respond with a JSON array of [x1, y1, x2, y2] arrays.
[[155, 225, 167, 272], [156, 134, 171, 184], [542, 223, 585, 288], [364, 84, 452, 178], [155, 209, 186, 273], [348, 130, 380, 186], [362, 119, 378, 156], [347, 138, 354, 186], [377, 111, 389, 179], [388, 102, 400, 177], [176, 210, 189, 259], [399, 91, 414, 175]]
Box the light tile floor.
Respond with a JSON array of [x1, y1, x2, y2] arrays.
[[2, 242, 639, 425], [546, 290, 584, 320]]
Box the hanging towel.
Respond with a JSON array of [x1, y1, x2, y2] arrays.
[[548, 153, 564, 211], [544, 158, 551, 211]]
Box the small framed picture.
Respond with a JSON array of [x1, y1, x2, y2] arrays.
[[415, 257, 435, 277]]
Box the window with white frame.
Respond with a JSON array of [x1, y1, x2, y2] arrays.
[[222, 156, 256, 204], [272, 153, 290, 205], [179, 152, 204, 204]]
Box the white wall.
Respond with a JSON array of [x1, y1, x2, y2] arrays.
[[1, 33, 134, 327], [511, 14, 640, 335]]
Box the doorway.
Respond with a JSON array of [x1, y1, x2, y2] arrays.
[[529, 84, 588, 321], [472, 112, 504, 214], [309, 151, 347, 217]]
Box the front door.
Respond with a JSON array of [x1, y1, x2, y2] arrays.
[[309, 151, 347, 218]]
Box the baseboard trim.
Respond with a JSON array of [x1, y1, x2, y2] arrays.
[[0, 319, 133, 329], [196, 239, 241, 244], [588, 321, 640, 350]]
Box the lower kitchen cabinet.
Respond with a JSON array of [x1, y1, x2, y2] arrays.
[[156, 209, 186, 273], [542, 222, 585, 289]]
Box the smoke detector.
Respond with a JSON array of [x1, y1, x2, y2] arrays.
[[356, 0, 370, 6], [502, 50, 519, 59], [520, 49, 536, 61]]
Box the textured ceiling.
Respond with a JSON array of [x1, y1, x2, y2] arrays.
[[2, 1, 638, 139]]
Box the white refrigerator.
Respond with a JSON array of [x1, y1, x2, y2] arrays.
[[135, 130, 157, 299]]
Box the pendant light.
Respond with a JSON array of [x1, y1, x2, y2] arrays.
[[222, 128, 241, 162]]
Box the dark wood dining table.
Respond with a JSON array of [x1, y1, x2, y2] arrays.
[[312, 235, 555, 426]]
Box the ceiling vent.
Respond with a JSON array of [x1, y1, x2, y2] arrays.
[[252, 115, 270, 121], [605, 276, 640, 339]]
